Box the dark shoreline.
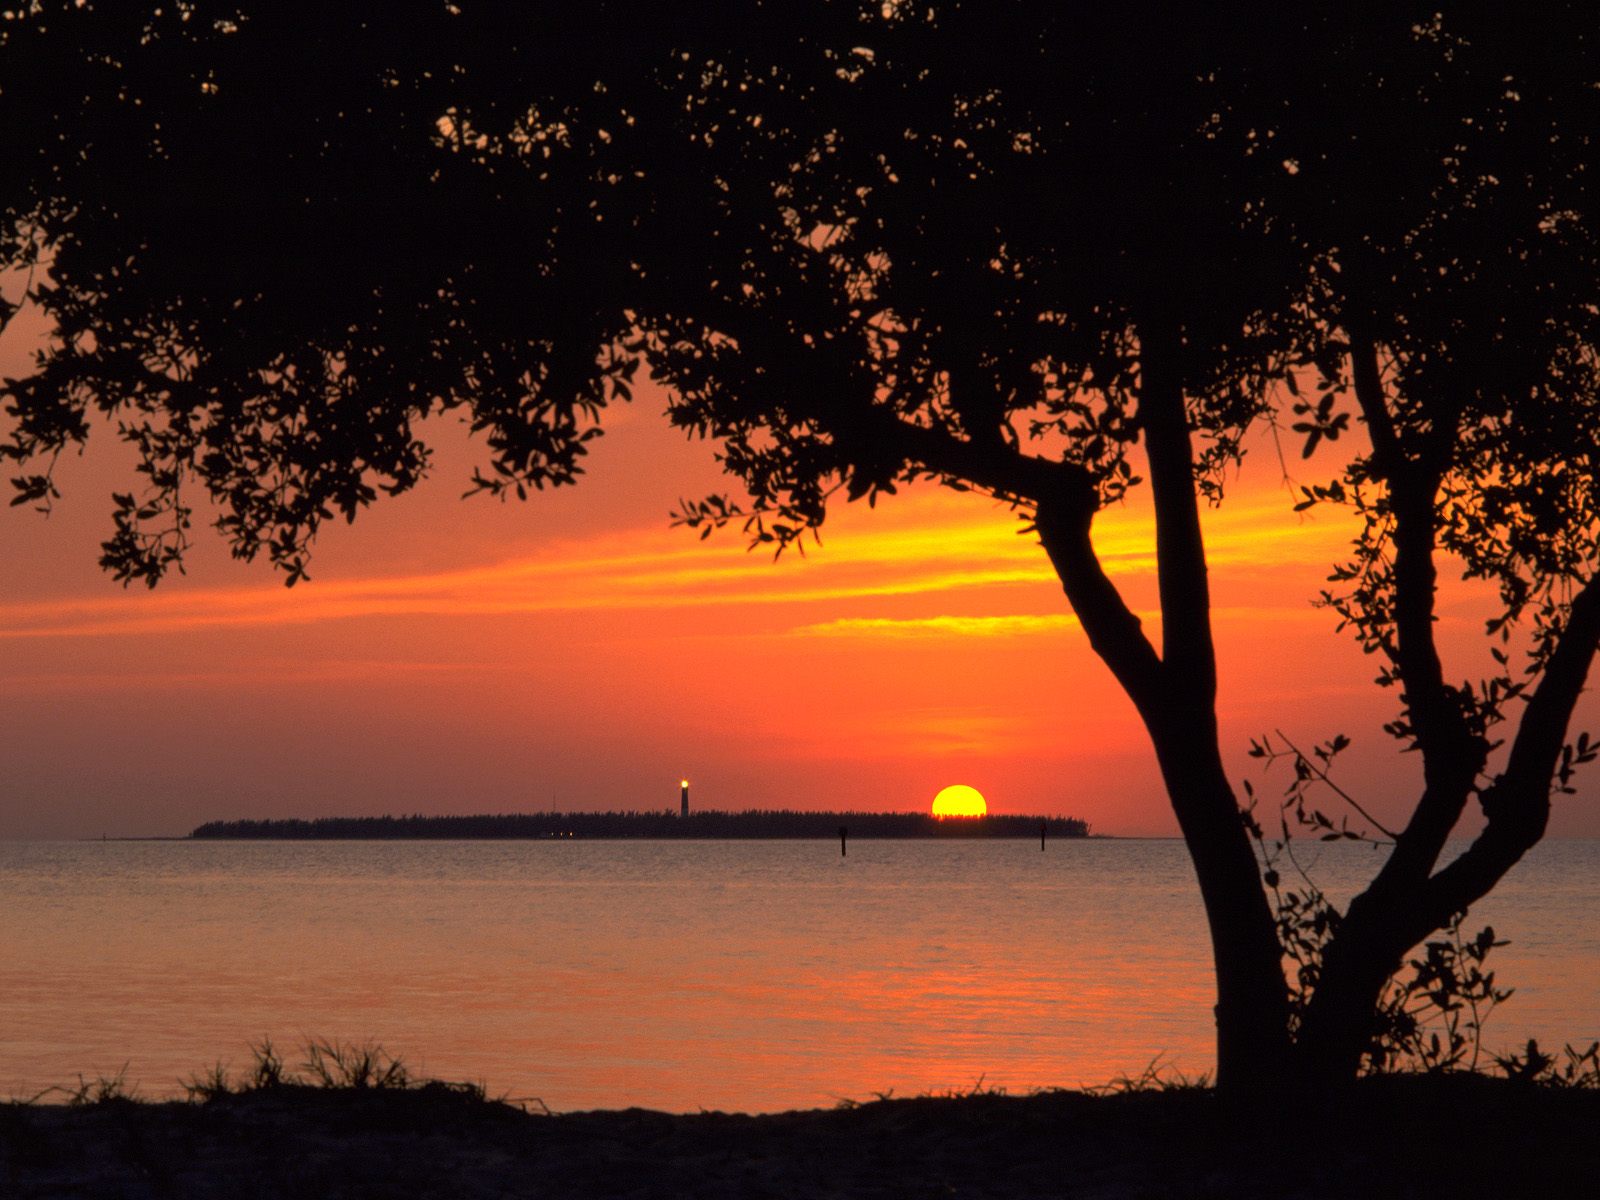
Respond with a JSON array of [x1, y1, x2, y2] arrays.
[[6, 1076, 1595, 1198]]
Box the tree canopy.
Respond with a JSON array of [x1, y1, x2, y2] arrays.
[[1, 1, 1319, 576], [4, 1, 1597, 1095]]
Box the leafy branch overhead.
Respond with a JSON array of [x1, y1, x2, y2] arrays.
[[1, 2, 1311, 582]]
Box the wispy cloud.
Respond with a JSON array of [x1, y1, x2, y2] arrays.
[[0, 487, 1352, 640], [789, 602, 1325, 642], [2, 659, 505, 691], [792, 614, 1080, 639]]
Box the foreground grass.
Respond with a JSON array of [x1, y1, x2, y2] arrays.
[[4, 1045, 1598, 1198]]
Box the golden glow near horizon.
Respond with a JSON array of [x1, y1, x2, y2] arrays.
[[5, 391, 1593, 841], [931, 784, 988, 817]]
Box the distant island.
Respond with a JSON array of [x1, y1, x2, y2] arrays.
[[190, 810, 1089, 840]]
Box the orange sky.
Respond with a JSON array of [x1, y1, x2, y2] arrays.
[[2, 323, 1596, 839]]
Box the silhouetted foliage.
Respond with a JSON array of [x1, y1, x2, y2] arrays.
[[1246, 733, 1518, 1076], [1493, 1040, 1600, 1090], [4, 3, 1597, 1095], [181, 1039, 420, 1102], [190, 810, 1088, 841], [12, 1067, 1600, 1199]]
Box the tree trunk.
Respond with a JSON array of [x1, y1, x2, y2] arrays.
[[1034, 507, 1292, 1093], [1032, 319, 1291, 1095], [1149, 717, 1295, 1094], [1293, 903, 1409, 1083]]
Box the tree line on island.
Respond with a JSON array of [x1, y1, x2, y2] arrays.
[[190, 811, 1090, 840]]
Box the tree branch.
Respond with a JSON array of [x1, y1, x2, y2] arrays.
[[1346, 327, 1401, 479], [884, 414, 1068, 505], [1418, 569, 1600, 926], [1347, 335, 1482, 893], [1034, 470, 1165, 710], [1139, 316, 1217, 704]]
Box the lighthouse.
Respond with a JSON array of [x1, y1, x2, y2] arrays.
[[680, 778, 689, 819]]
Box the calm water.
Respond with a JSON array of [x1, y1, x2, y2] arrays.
[[3, 838, 1597, 1112]]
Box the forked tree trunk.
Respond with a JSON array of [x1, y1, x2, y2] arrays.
[[1283, 335, 1600, 1088], [1006, 320, 1597, 1097], [1033, 321, 1292, 1096], [1034, 509, 1292, 1095]]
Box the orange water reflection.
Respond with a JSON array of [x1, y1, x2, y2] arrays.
[[4, 839, 1594, 1111]]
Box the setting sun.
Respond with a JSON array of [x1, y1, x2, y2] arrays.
[[931, 784, 987, 818]]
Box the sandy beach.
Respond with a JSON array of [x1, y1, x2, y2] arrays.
[[5, 1075, 1595, 1198]]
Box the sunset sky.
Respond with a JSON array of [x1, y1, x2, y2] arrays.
[[3, 316, 1596, 841]]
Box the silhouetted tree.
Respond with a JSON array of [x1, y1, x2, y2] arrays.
[[1260, 8, 1600, 1082], [3, 2, 1595, 1095]]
